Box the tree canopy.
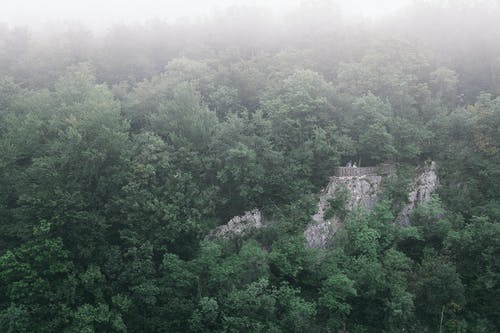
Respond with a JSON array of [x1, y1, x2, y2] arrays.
[[0, 3, 500, 332]]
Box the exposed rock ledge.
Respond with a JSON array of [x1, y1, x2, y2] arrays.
[[305, 174, 383, 248], [212, 162, 438, 246], [305, 161, 438, 248], [396, 161, 438, 226], [208, 209, 263, 239]]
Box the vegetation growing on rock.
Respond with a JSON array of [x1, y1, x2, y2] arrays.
[[0, 2, 500, 332]]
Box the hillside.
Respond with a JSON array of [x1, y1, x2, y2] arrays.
[[0, 3, 499, 332]]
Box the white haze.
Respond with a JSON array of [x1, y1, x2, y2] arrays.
[[1, 0, 412, 29]]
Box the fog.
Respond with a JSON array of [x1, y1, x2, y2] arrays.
[[1, 1, 500, 331], [2, 0, 412, 29], [2, 0, 500, 99]]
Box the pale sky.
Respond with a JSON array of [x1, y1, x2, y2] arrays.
[[0, 0, 412, 29]]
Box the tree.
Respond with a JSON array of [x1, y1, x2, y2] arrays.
[[0, 221, 77, 332], [414, 255, 465, 331], [317, 273, 356, 331], [359, 122, 396, 164]]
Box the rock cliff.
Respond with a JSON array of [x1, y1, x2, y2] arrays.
[[213, 163, 438, 246], [209, 209, 263, 239], [305, 174, 383, 248], [305, 162, 439, 248], [396, 161, 439, 226]]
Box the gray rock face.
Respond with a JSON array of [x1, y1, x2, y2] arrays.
[[305, 174, 383, 248], [209, 209, 263, 239], [396, 161, 438, 226], [305, 162, 438, 248], [212, 163, 437, 246]]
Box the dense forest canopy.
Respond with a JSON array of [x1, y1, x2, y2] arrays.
[[0, 1, 499, 332]]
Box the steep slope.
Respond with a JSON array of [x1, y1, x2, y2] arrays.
[[396, 161, 439, 226], [212, 163, 438, 246], [305, 174, 383, 248], [208, 209, 263, 239], [305, 162, 439, 248]]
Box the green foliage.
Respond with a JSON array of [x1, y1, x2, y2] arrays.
[[414, 255, 465, 329], [317, 273, 356, 330], [269, 236, 309, 281], [445, 216, 500, 329], [0, 13, 499, 332], [324, 185, 349, 220], [380, 166, 414, 214], [0, 223, 77, 332]]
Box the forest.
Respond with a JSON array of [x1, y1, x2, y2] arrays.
[[0, 1, 499, 332]]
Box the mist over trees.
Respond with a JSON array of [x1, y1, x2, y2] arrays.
[[0, 1, 499, 332]]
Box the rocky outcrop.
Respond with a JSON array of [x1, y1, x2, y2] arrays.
[[209, 209, 263, 239], [305, 162, 439, 248], [305, 174, 383, 248], [213, 163, 437, 247], [396, 161, 438, 226]]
